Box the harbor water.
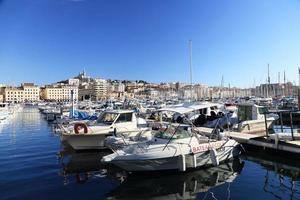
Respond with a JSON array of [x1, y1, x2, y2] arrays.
[[1, 107, 300, 200]]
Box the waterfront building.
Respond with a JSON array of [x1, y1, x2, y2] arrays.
[[78, 84, 93, 101], [41, 85, 78, 102], [5, 87, 24, 103], [255, 82, 297, 98], [22, 83, 40, 102], [109, 81, 125, 93], [92, 78, 107, 100], [78, 78, 108, 101], [194, 84, 210, 100], [4, 83, 40, 103]]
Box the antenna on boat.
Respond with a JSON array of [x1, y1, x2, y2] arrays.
[[189, 40, 193, 101]]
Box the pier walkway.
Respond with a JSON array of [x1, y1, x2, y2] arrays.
[[195, 127, 300, 155]]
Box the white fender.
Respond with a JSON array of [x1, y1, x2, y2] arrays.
[[192, 154, 197, 168]]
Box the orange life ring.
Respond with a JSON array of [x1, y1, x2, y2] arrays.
[[74, 123, 88, 134]]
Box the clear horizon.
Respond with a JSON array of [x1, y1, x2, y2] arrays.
[[1, 0, 300, 87]]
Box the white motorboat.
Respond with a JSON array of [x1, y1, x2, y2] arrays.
[[233, 103, 278, 134], [102, 126, 240, 172], [60, 110, 148, 150], [104, 128, 153, 150], [147, 102, 224, 128], [0, 103, 14, 123]]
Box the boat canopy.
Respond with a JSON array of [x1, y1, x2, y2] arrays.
[[158, 102, 221, 114]]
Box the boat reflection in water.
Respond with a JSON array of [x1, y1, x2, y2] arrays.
[[58, 148, 127, 185], [105, 158, 244, 200], [245, 153, 300, 199]]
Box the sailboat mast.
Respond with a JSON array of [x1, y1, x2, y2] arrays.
[[284, 70, 286, 96], [189, 40, 193, 100], [266, 64, 270, 98], [298, 67, 300, 108]]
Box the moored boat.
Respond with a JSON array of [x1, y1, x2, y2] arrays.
[[102, 125, 240, 172]]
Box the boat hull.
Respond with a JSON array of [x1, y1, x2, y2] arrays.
[[237, 119, 275, 134], [108, 140, 239, 171], [61, 134, 108, 150]]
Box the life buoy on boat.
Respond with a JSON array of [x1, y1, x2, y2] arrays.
[[74, 123, 88, 134]]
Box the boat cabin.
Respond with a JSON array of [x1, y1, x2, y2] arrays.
[[157, 102, 223, 123], [237, 103, 268, 121], [97, 110, 137, 129]]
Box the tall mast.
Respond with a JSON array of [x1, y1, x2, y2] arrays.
[[266, 64, 270, 98], [228, 83, 231, 98], [189, 40, 193, 100], [298, 67, 300, 87], [267, 64, 270, 84], [220, 75, 224, 99], [284, 70, 286, 96], [298, 67, 300, 108]]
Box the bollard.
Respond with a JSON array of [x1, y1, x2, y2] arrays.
[[289, 112, 295, 141], [264, 113, 268, 137], [280, 112, 283, 132]]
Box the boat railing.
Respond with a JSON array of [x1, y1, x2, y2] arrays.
[[263, 110, 300, 141]]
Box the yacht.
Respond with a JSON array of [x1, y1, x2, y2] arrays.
[[102, 125, 240, 172], [60, 110, 148, 150]]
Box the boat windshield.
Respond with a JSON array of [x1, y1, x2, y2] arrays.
[[154, 128, 192, 140], [97, 112, 118, 125], [258, 107, 269, 114]]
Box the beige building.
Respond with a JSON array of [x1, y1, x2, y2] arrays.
[[92, 78, 107, 100], [5, 87, 24, 103], [4, 83, 40, 103], [42, 85, 78, 102], [22, 83, 40, 102], [78, 79, 107, 101]]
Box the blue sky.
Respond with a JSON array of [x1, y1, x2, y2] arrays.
[[0, 0, 300, 87]]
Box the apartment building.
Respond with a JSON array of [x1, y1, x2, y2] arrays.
[[22, 83, 40, 102], [42, 85, 78, 102], [5, 87, 24, 103], [92, 78, 107, 100]]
